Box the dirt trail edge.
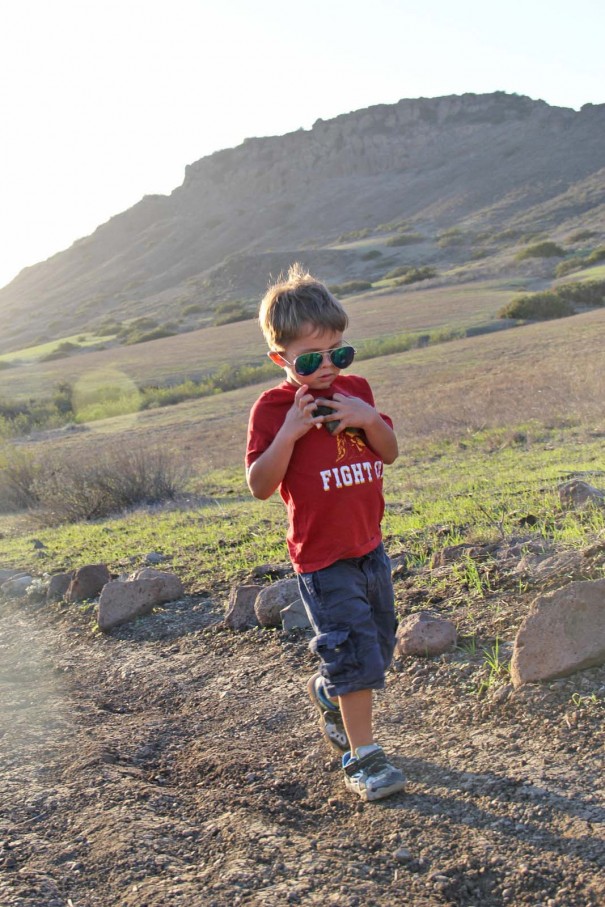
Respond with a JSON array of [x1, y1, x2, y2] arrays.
[[1, 595, 604, 907]]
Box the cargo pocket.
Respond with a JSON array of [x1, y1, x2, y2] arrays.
[[309, 628, 360, 682]]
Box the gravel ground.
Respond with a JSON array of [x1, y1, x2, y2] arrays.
[[1, 586, 604, 907]]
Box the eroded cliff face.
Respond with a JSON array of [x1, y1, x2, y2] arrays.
[[1, 93, 604, 350]]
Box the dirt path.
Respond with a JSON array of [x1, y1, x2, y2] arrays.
[[1, 595, 604, 907]]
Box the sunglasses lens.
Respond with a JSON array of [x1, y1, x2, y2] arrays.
[[294, 352, 323, 375], [330, 346, 355, 369]]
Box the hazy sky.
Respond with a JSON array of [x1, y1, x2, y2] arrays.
[[1, 0, 603, 290]]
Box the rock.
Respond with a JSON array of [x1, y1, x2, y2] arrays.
[[515, 550, 583, 585], [390, 554, 410, 578], [396, 610, 457, 657], [255, 578, 302, 628], [511, 578, 605, 687], [97, 571, 184, 632], [143, 551, 166, 565], [1, 574, 34, 598], [47, 572, 75, 601], [394, 847, 413, 863], [224, 584, 262, 630], [558, 479, 605, 509], [31, 539, 46, 549], [26, 577, 49, 602], [0, 569, 21, 584], [128, 568, 184, 600], [280, 598, 311, 631], [434, 543, 495, 567], [251, 562, 291, 580], [65, 564, 111, 602]]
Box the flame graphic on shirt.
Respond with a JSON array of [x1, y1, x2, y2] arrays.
[[335, 429, 367, 463]]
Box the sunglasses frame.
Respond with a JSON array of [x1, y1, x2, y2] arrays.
[[270, 343, 357, 377]]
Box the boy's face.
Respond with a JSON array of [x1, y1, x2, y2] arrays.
[[269, 324, 346, 391]]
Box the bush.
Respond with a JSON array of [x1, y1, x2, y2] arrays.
[[212, 301, 253, 326], [394, 266, 437, 285], [516, 241, 565, 261], [497, 278, 605, 320], [31, 445, 188, 525], [0, 446, 40, 512], [584, 246, 605, 265], [40, 341, 80, 362], [437, 228, 466, 248], [328, 281, 372, 296], [385, 232, 424, 247], [567, 230, 596, 243], [555, 259, 583, 278], [360, 250, 382, 260], [182, 303, 203, 315], [499, 292, 575, 320]]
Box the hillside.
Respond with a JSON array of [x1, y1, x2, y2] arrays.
[[1, 92, 604, 353]]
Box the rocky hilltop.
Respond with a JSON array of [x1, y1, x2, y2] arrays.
[[1, 92, 604, 352]]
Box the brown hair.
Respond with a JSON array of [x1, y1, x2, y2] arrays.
[[259, 263, 348, 348]]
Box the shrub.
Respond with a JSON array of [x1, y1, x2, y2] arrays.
[[0, 445, 40, 512], [337, 229, 371, 242], [31, 445, 188, 525], [213, 301, 253, 326], [385, 232, 424, 247], [515, 241, 565, 261], [40, 341, 80, 362], [584, 246, 605, 265], [499, 292, 575, 320], [555, 259, 583, 278], [391, 267, 437, 285], [437, 228, 466, 248], [360, 250, 382, 260], [328, 281, 372, 296], [126, 327, 177, 345], [567, 230, 596, 243], [182, 303, 203, 315], [496, 279, 605, 320]]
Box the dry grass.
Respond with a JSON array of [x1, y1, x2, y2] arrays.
[[13, 307, 605, 479], [0, 282, 513, 401]]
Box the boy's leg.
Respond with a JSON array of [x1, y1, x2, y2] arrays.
[[338, 688, 373, 752]]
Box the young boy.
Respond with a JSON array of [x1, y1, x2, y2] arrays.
[[245, 263, 405, 802]]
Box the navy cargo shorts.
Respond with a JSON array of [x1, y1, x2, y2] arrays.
[[297, 543, 397, 698]]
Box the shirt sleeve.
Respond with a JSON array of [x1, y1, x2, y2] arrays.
[[246, 394, 281, 469]]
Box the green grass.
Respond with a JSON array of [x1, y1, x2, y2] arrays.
[[1, 423, 603, 601], [0, 332, 114, 364]]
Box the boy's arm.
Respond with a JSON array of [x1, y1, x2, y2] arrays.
[[315, 392, 399, 464], [247, 384, 323, 499]]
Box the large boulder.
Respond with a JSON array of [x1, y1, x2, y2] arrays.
[[65, 564, 111, 602], [224, 584, 261, 630], [511, 578, 605, 687], [255, 578, 301, 628], [97, 570, 184, 632], [396, 611, 457, 657]]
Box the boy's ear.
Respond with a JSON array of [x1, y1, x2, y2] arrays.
[[268, 351, 287, 367]]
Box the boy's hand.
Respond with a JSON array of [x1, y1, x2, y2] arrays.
[[282, 385, 324, 440], [314, 393, 377, 434]]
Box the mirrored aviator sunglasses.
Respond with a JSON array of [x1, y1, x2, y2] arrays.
[[293, 344, 356, 376]]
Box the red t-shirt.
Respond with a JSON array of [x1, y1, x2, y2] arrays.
[[246, 375, 392, 573]]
